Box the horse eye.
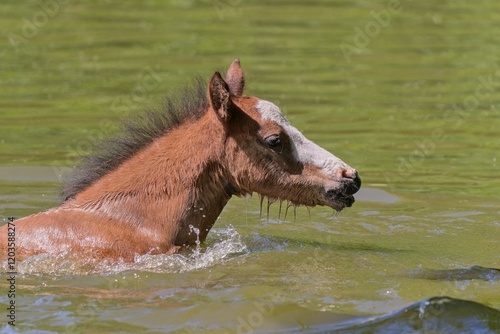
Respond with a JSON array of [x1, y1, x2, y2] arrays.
[[265, 135, 283, 152]]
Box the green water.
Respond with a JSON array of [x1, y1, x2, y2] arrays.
[[1, 0, 499, 332]]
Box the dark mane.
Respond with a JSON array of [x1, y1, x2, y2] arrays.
[[62, 79, 208, 200]]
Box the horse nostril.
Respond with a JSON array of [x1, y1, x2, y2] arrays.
[[342, 169, 361, 196], [341, 168, 356, 179]]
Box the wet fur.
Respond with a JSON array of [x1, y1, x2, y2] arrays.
[[63, 80, 208, 200]]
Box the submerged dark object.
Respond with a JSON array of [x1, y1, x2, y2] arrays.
[[285, 296, 500, 334], [409, 265, 500, 281]]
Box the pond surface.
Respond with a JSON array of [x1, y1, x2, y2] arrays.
[[1, 0, 499, 333]]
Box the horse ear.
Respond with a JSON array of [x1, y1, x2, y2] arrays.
[[209, 71, 232, 122], [225, 58, 245, 96]]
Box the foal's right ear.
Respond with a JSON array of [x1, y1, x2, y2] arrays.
[[209, 71, 232, 122], [225, 59, 245, 96]]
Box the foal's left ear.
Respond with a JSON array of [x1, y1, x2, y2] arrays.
[[209, 71, 232, 122]]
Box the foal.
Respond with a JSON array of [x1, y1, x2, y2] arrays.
[[0, 59, 360, 261]]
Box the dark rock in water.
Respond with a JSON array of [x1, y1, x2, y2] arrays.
[[292, 297, 500, 334], [408, 265, 500, 281]]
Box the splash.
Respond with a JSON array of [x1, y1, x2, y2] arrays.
[[2, 226, 247, 276], [105, 225, 247, 274]]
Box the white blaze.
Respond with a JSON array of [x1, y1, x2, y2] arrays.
[[256, 99, 348, 177]]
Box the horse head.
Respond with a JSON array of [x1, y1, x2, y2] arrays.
[[209, 59, 361, 212]]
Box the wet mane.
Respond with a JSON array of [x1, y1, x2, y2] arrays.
[[62, 79, 208, 200]]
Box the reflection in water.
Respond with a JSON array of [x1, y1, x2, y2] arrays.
[[354, 187, 399, 204]]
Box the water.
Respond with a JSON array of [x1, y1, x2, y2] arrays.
[[1, 0, 500, 332]]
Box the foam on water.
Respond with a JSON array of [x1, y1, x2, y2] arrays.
[[2, 226, 247, 276]]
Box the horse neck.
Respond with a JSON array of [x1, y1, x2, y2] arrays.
[[72, 110, 231, 245]]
